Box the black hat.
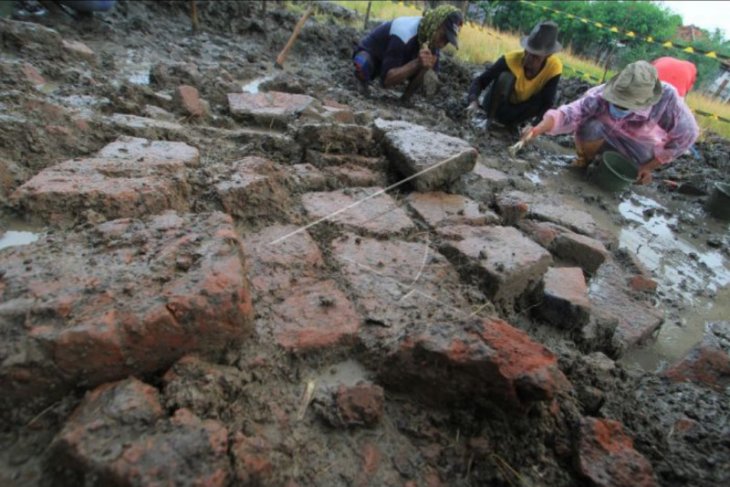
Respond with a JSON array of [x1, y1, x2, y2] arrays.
[[521, 21, 562, 56], [444, 11, 463, 49]]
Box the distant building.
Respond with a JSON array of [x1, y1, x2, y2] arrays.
[[707, 62, 730, 102], [676, 25, 706, 43]]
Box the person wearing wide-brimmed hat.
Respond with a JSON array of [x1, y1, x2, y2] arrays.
[[467, 21, 563, 128], [352, 5, 463, 97], [520, 61, 699, 185]]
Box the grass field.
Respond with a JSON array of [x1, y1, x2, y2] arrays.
[[328, 1, 730, 138]]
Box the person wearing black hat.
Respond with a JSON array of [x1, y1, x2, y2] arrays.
[[467, 21, 563, 129], [353, 5, 463, 96]]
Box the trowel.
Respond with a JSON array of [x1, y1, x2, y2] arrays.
[[508, 130, 533, 158]]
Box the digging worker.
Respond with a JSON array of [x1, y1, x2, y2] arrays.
[[466, 21, 563, 129], [651, 56, 697, 98], [352, 5, 463, 97], [520, 61, 700, 185]]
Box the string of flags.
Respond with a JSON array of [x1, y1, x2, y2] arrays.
[[518, 0, 730, 62]]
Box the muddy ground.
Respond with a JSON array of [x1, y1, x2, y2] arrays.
[[0, 1, 728, 486]]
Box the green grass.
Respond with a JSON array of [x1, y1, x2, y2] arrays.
[[331, 1, 730, 138]]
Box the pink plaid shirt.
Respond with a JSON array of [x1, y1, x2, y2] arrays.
[[545, 82, 699, 164]]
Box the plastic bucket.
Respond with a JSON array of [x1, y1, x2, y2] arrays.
[[0, 2, 13, 18], [588, 151, 638, 192], [706, 182, 730, 220]]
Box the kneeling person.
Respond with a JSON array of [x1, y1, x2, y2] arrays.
[[467, 21, 562, 128], [352, 5, 463, 97], [521, 61, 699, 185]]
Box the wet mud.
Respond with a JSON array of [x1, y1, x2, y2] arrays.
[[0, 2, 728, 486]]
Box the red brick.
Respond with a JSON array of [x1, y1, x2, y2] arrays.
[[304, 151, 386, 171], [374, 119, 477, 191], [288, 163, 327, 191], [302, 188, 415, 236], [21, 62, 45, 85], [176, 85, 207, 117], [296, 123, 373, 154], [323, 164, 384, 188], [228, 91, 315, 127], [0, 212, 253, 407], [550, 232, 609, 274], [498, 190, 600, 237], [589, 261, 664, 354], [232, 432, 273, 485], [577, 417, 656, 487], [62, 39, 96, 63], [13, 136, 199, 222], [322, 99, 356, 123], [213, 156, 292, 221], [242, 224, 325, 303], [335, 382, 385, 427], [496, 191, 530, 225], [53, 378, 231, 486], [539, 267, 591, 329], [518, 220, 569, 248], [629, 275, 658, 293], [360, 441, 381, 477], [438, 224, 553, 305], [407, 192, 499, 227], [382, 318, 570, 409], [271, 280, 360, 353], [663, 322, 730, 392], [98, 136, 200, 165], [331, 233, 475, 333]]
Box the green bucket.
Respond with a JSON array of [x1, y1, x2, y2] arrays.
[[588, 151, 638, 192], [706, 182, 730, 220], [0, 2, 13, 18]]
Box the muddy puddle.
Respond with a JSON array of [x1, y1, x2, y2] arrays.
[[242, 75, 274, 94], [0, 218, 43, 251], [117, 49, 152, 86], [528, 149, 730, 372]]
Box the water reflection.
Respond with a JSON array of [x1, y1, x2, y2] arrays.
[[0, 231, 40, 251]]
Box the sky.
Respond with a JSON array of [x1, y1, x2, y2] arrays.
[[659, 1, 730, 37]]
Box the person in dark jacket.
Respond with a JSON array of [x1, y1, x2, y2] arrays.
[[352, 5, 463, 97], [467, 21, 563, 129]]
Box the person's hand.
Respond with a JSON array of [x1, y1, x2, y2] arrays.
[[637, 167, 653, 185], [466, 101, 480, 117], [418, 47, 436, 70], [520, 125, 537, 142]]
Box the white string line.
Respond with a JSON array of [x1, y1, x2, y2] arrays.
[[268, 152, 466, 245]]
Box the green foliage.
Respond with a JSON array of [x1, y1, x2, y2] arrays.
[[483, 0, 729, 89]]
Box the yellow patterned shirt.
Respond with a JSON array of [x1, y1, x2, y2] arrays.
[[504, 50, 563, 103]]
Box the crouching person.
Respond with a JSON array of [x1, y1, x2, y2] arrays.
[[521, 61, 699, 184], [467, 21, 563, 129], [352, 5, 462, 99]]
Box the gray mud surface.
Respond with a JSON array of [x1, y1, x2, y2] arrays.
[[0, 2, 728, 486]]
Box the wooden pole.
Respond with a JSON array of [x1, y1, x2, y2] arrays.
[[363, 1, 372, 30], [275, 4, 315, 69], [601, 45, 615, 83], [190, 0, 199, 34]]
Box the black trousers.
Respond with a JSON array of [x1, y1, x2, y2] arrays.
[[480, 72, 542, 126]]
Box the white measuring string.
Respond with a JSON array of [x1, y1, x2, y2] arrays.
[[268, 152, 466, 246]]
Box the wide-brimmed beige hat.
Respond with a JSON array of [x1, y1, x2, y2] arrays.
[[602, 61, 663, 111]]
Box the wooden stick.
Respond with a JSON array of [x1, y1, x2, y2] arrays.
[[275, 4, 315, 69], [190, 0, 199, 33], [363, 1, 372, 30]]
